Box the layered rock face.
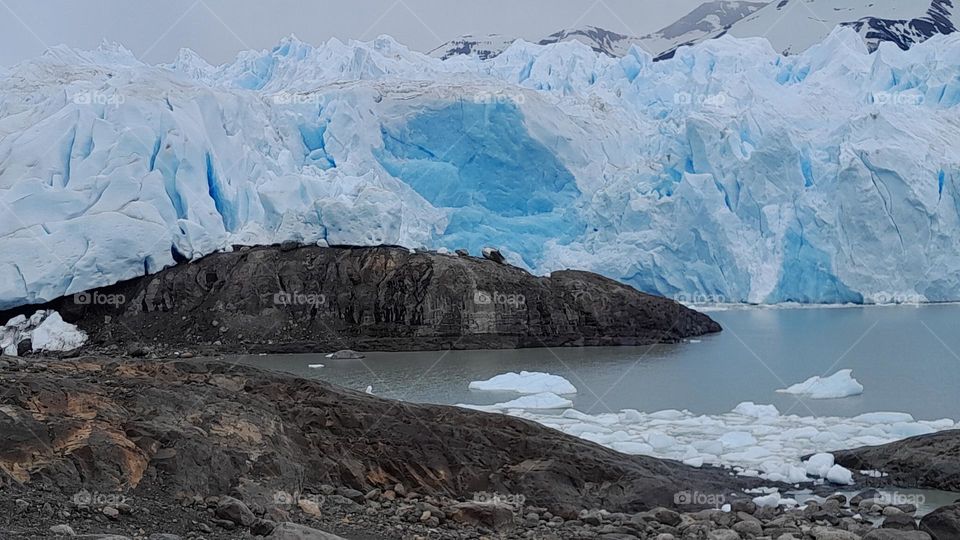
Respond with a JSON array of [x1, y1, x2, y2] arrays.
[[35, 245, 720, 353], [0, 357, 756, 515]]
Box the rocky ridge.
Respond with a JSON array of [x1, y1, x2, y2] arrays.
[[7, 245, 720, 355]]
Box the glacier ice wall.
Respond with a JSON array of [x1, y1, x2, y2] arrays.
[[1, 30, 960, 309]]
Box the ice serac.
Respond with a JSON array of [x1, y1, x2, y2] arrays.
[[1, 29, 960, 309]]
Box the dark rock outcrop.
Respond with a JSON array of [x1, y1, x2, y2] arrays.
[[832, 430, 960, 492], [0, 357, 758, 516], [24, 244, 720, 353]]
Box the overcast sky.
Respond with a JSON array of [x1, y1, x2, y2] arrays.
[[0, 0, 711, 66]]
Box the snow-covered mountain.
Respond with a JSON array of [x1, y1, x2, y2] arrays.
[[640, 0, 769, 59], [1, 29, 960, 310], [428, 26, 638, 60], [433, 0, 958, 61], [430, 2, 770, 60], [727, 0, 959, 54], [536, 27, 638, 57], [427, 34, 517, 61]]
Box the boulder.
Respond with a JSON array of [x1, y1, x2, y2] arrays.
[[883, 512, 918, 530], [449, 501, 516, 531], [863, 531, 933, 539], [481, 247, 506, 264], [920, 504, 960, 539], [215, 496, 257, 527], [49, 524, 76, 536]]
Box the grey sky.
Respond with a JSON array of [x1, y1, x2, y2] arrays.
[[0, 0, 709, 66]]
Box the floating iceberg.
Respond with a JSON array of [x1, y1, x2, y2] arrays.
[[777, 369, 864, 399], [2, 29, 960, 310], [469, 371, 578, 394]]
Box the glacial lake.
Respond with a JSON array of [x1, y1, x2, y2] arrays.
[[233, 304, 960, 421]]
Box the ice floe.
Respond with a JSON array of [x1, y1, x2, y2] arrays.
[[777, 369, 864, 399], [469, 401, 954, 485], [459, 392, 574, 411], [468, 371, 577, 394]]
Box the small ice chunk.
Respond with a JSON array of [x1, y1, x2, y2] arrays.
[[648, 409, 686, 420], [804, 453, 835, 478], [732, 402, 780, 418], [777, 369, 863, 399], [753, 492, 781, 508], [469, 371, 577, 394], [889, 422, 935, 438], [719, 431, 756, 448], [852, 412, 915, 423], [490, 392, 573, 410], [826, 464, 854, 485], [611, 441, 654, 454], [647, 432, 678, 450]]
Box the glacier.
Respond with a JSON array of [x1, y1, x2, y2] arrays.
[[1, 28, 960, 310]]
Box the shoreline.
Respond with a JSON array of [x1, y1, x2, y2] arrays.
[[2, 355, 958, 539]]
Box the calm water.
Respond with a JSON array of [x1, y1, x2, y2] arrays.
[[232, 305, 960, 421]]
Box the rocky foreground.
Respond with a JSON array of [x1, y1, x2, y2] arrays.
[[2, 357, 960, 539], [5, 244, 720, 355]]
